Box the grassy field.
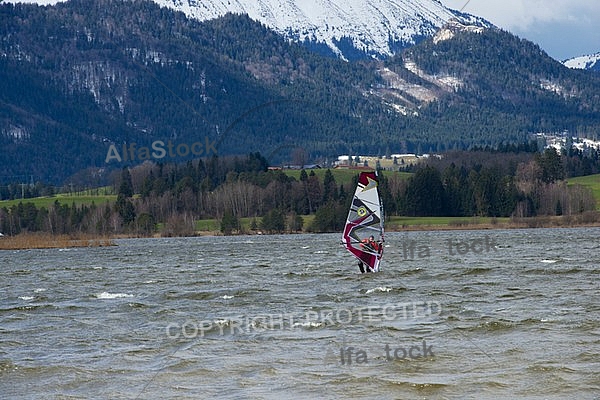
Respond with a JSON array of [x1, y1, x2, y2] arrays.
[[195, 213, 600, 235], [195, 215, 316, 233], [567, 173, 600, 210], [0, 194, 117, 209], [387, 216, 509, 229], [194, 214, 507, 233]]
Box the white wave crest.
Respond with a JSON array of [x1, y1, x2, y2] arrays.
[[95, 292, 133, 299], [366, 286, 392, 294], [293, 321, 324, 328]]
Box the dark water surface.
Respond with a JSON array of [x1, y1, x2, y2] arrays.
[[1, 228, 599, 399]]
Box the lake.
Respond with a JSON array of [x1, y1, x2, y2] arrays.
[[1, 228, 599, 399]]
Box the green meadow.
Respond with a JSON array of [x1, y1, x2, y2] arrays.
[[194, 215, 507, 233], [0, 194, 117, 209], [195, 215, 316, 233], [567, 173, 600, 210], [387, 216, 509, 228]]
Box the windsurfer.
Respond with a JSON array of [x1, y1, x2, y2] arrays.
[[358, 236, 382, 273], [342, 171, 385, 273], [362, 235, 381, 252]]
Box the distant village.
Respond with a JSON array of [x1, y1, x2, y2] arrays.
[[273, 153, 430, 171], [537, 132, 600, 153], [332, 154, 430, 170], [271, 132, 600, 171]]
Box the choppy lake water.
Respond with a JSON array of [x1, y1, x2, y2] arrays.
[[1, 228, 599, 399]]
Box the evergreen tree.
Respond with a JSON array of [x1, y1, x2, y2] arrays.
[[310, 201, 346, 232], [220, 210, 240, 235], [322, 169, 337, 202], [118, 168, 134, 198], [404, 166, 445, 216], [535, 148, 564, 183], [261, 209, 285, 233], [299, 169, 308, 182], [115, 194, 136, 226]]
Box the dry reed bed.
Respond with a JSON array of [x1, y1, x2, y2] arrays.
[[0, 233, 116, 250]]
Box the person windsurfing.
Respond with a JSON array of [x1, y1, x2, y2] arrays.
[[341, 171, 385, 273], [358, 235, 381, 273]]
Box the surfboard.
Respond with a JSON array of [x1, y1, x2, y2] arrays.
[[341, 171, 385, 272]]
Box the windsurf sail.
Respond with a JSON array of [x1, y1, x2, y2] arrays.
[[342, 171, 384, 272]]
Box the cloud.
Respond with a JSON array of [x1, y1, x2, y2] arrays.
[[442, 0, 600, 31], [442, 0, 600, 59]]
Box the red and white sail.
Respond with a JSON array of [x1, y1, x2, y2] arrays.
[[341, 171, 385, 272]]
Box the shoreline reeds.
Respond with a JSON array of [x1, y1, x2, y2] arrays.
[[0, 233, 116, 250]]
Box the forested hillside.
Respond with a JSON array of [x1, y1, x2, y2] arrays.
[[0, 0, 392, 183], [395, 28, 600, 143], [1, 0, 600, 185]]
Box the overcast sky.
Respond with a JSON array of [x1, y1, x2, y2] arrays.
[[442, 0, 600, 60]]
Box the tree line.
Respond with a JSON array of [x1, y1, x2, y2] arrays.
[[1, 147, 599, 236]]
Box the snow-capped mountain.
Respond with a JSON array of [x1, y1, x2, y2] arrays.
[[153, 0, 488, 60], [563, 53, 600, 71], [7, 0, 488, 59]]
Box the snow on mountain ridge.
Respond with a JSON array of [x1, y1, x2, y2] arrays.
[[433, 19, 484, 44], [153, 0, 485, 59], [5, 0, 488, 59], [563, 53, 600, 71]]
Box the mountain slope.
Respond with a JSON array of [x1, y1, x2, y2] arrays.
[[564, 53, 600, 71], [153, 0, 487, 60], [0, 0, 403, 182], [2, 0, 600, 184], [383, 27, 600, 142]]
